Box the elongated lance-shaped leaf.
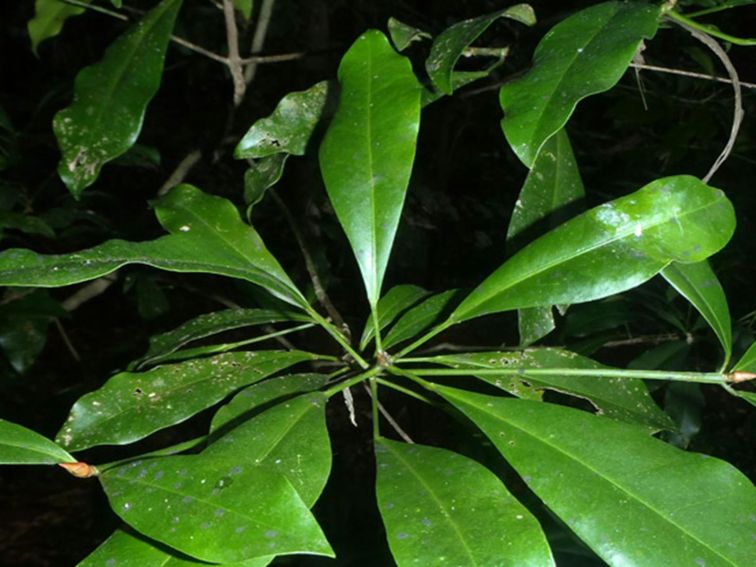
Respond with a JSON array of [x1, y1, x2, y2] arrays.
[[0, 184, 308, 309], [53, 0, 183, 197], [56, 350, 318, 451], [734, 342, 756, 372], [451, 176, 735, 323], [28, 0, 89, 56], [662, 261, 732, 367], [0, 418, 74, 465], [235, 81, 334, 159], [319, 30, 421, 307], [507, 129, 585, 345], [101, 454, 333, 563], [375, 438, 553, 567], [437, 388, 756, 567], [384, 289, 460, 350], [500, 1, 660, 167], [422, 348, 672, 431], [208, 392, 331, 506], [426, 4, 535, 95], [79, 527, 274, 567], [134, 307, 310, 369], [359, 284, 430, 350]]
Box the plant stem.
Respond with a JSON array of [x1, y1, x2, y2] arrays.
[[324, 366, 383, 397], [221, 0, 246, 106], [307, 308, 369, 369], [60, 0, 128, 20], [666, 11, 756, 46], [392, 319, 453, 359], [371, 304, 384, 354], [376, 376, 435, 405], [402, 366, 728, 385], [370, 378, 380, 440]]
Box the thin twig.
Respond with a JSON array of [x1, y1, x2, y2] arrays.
[[157, 150, 202, 196], [239, 52, 306, 65], [54, 319, 81, 362], [244, 0, 277, 84], [629, 62, 756, 90], [170, 35, 228, 64], [61, 275, 117, 311], [670, 17, 745, 182], [601, 333, 681, 348], [221, 0, 247, 106], [364, 383, 414, 443]]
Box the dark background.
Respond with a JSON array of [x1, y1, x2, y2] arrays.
[[1, 1, 755, 565]]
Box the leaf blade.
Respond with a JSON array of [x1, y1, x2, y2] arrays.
[[0, 418, 74, 465]]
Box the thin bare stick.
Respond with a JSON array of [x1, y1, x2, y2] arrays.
[[364, 383, 414, 443], [222, 0, 247, 106], [239, 52, 306, 65], [61, 275, 117, 311], [244, 0, 277, 84], [170, 35, 228, 64], [269, 191, 349, 337], [629, 62, 756, 90], [157, 150, 202, 196], [602, 333, 681, 348], [54, 319, 81, 362], [670, 18, 745, 182]]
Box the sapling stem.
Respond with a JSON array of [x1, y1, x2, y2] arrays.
[[307, 307, 369, 368]]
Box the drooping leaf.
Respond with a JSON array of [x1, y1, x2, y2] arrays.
[[420, 71, 494, 106], [426, 4, 535, 95], [208, 392, 331, 506], [451, 176, 735, 323], [235, 81, 334, 159], [101, 453, 333, 563], [383, 290, 459, 350], [211, 374, 330, 433], [234, 0, 254, 21], [375, 438, 554, 567], [425, 348, 672, 431], [507, 129, 585, 345], [0, 212, 55, 240], [53, 0, 183, 197], [78, 527, 274, 567], [319, 30, 421, 307], [244, 154, 288, 209], [661, 260, 732, 367], [0, 184, 309, 309], [732, 389, 756, 408], [133, 307, 309, 369], [28, 0, 90, 56], [387, 17, 431, 51], [359, 284, 431, 350], [500, 1, 660, 167], [111, 143, 162, 170], [0, 418, 74, 465], [437, 388, 756, 567], [56, 350, 319, 451]]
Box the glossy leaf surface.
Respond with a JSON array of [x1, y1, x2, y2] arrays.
[[426, 348, 672, 430], [208, 392, 331, 506], [0, 185, 308, 309], [134, 307, 308, 369], [0, 418, 74, 465], [56, 350, 318, 451], [507, 129, 585, 345], [319, 30, 421, 306], [500, 1, 660, 167], [384, 290, 459, 349], [426, 4, 535, 95], [375, 438, 553, 567], [439, 388, 756, 567], [236, 81, 333, 159], [734, 342, 756, 372], [359, 284, 430, 350], [244, 154, 288, 208], [101, 453, 332, 563], [28, 0, 88, 56], [662, 260, 731, 366], [452, 176, 735, 323], [387, 17, 431, 51], [53, 0, 182, 196]]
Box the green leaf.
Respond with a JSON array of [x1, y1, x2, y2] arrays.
[[56, 350, 319, 451], [53, 0, 183, 197], [507, 129, 585, 345], [500, 1, 660, 167], [437, 389, 756, 567], [319, 30, 421, 307], [387, 17, 431, 51], [28, 0, 89, 56], [208, 392, 331, 506], [359, 284, 431, 350], [731, 389, 756, 408], [733, 342, 756, 372], [425, 348, 673, 431], [235, 81, 333, 159], [384, 290, 459, 350], [244, 154, 288, 209], [234, 0, 253, 21], [134, 307, 308, 369], [79, 528, 274, 566], [101, 453, 333, 563], [661, 261, 732, 367], [0, 212, 54, 239], [211, 374, 330, 433], [0, 418, 74, 464], [426, 4, 535, 95], [375, 438, 554, 567], [452, 176, 736, 323], [0, 185, 308, 309]]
